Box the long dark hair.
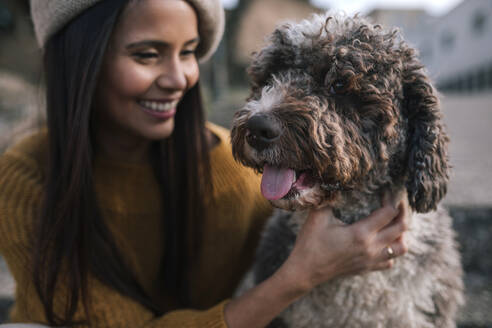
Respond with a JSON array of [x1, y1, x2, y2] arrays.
[[33, 0, 212, 325]]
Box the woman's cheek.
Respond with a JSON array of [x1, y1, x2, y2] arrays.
[[185, 60, 200, 88], [110, 59, 156, 96]]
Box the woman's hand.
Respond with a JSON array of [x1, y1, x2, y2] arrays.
[[225, 194, 410, 328], [278, 194, 410, 293]]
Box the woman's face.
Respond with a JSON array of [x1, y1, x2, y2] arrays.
[[95, 0, 200, 145]]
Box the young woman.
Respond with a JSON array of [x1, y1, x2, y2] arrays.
[[0, 0, 409, 327]]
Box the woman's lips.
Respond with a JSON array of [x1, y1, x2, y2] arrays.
[[137, 99, 179, 120]]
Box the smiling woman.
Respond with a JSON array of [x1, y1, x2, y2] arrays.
[[0, 0, 410, 327], [94, 0, 201, 160], [0, 0, 252, 326]]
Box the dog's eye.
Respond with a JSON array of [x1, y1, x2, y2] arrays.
[[330, 79, 345, 94]]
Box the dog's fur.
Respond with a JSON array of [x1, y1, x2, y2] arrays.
[[231, 13, 464, 328]]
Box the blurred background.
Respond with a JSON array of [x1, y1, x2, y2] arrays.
[[0, 0, 491, 326]]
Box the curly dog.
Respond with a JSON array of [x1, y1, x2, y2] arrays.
[[231, 13, 464, 328]]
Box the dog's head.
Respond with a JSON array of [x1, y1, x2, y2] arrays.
[[231, 13, 449, 212]]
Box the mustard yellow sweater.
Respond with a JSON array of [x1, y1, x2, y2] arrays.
[[0, 123, 272, 327]]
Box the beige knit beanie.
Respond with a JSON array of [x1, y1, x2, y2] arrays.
[[30, 0, 225, 62]]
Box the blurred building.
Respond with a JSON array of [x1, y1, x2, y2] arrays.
[[419, 0, 492, 93], [367, 8, 433, 43], [368, 0, 492, 94], [234, 0, 321, 65], [221, 0, 322, 87]]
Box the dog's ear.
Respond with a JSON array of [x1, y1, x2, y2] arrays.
[[248, 28, 293, 93], [403, 56, 450, 213]]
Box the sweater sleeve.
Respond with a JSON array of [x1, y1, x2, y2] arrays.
[[0, 151, 230, 327], [61, 276, 230, 328], [73, 278, 230, 328]]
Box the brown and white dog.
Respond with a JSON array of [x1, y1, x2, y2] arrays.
[[231, 13, 464, 328]]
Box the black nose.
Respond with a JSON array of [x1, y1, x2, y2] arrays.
[[246, 114, 282, 151]]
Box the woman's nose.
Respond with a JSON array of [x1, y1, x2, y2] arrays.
[[156, 57, 187, 91]]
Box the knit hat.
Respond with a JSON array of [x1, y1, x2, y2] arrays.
[[30, 0, 225, 62]]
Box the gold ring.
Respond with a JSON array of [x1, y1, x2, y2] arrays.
[[386, 246, 395, 257]]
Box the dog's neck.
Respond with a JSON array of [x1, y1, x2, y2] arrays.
[[286, 185, 406, 231], [334, 184, 407, 224], [332, 192, 382, 224]]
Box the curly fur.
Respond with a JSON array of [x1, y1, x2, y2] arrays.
[[232, 13, 463, 327]]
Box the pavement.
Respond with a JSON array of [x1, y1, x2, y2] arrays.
[[439, 93, 492, 328], [441, 93, 492, 207], [0, 91, 491, 325]]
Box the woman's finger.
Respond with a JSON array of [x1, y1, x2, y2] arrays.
[[309, 205, 334, 220], [376, 236, 408, 263], [376, 196, 411, 243], [371, 259, 394, 271], [375, 209, 407, 245], [353, 202, 399, 234], [305, 206, 335, 228]]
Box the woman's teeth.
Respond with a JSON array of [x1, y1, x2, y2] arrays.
[[138, 100, 178, 112]]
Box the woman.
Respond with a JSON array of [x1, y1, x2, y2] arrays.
[[0, 0, 409, 327]]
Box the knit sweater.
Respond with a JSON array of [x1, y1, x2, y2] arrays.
[[0, 122, 272, 327]]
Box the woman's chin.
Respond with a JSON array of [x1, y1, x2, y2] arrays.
[[144, 118, 175, 140]]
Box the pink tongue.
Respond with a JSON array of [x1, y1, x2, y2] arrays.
[[261, 165, 295, 200]]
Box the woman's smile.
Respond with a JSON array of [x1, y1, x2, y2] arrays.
[[137, 99, 180, 120], [138, 99, 180, 112]]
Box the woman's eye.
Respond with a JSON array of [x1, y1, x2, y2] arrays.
[[133, 52, 158, 60], [181, 49, 196, 57]]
